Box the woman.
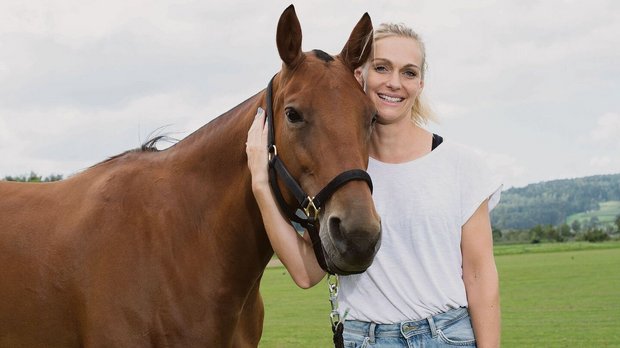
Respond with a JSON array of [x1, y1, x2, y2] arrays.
[[246, 23, 502, 348]]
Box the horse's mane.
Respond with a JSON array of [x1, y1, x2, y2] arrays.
[[94, 133, 178, 167], [139, 134, 182, 154]]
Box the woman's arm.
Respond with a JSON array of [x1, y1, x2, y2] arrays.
[[246, 108, 326, 288], [461, 199, 501, 348]]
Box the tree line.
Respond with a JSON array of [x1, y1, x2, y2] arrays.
[[492, 218, 620, 244], [3, 172, 64, 182]]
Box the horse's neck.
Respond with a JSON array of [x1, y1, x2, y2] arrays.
[[164, 90, 273, 272]]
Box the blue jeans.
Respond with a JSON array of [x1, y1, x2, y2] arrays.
[[342, 307, 476, 347]]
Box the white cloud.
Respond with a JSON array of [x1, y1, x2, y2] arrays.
[[428, 100, 469, 121], [587, 155, 620, 179], [0, 1, 221, 48], [590, 112, 620, 143], [481, 151, 527, 188], [590, 156, 612, 168]]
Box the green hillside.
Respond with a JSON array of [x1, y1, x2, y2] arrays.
[[566, 201, 620, 226], [492, 173, 620, 230]]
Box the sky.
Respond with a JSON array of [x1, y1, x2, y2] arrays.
[[1, 0, 618, 189]]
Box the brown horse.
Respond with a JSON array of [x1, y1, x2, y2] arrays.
[[0, 5, 380, 347]]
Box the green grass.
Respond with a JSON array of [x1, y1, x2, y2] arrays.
[[259, 242, 620, 347], [259, 268, 333, 347], [566, 200, 620, 226], [499, 247, 620, 347]]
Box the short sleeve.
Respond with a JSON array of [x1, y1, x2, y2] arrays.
[[457, 145, 503, 225]]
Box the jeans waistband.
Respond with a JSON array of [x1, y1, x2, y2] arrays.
[[343, 307, 470, 339]]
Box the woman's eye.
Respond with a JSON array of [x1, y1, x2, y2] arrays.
[[374, 65, 388, 73], [285, 108, 303, 123], [403, 70, 417, 78]]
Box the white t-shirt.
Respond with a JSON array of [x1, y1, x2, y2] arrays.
[[339, 140, 502, 323]]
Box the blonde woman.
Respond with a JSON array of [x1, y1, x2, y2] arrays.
[[246, 23, 502, 348]]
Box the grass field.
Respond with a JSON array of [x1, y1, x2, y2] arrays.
[[259, 241, 620, 347], [493, 241, 620, 256]]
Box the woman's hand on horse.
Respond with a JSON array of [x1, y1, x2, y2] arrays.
[[246, 107, 269, 191]]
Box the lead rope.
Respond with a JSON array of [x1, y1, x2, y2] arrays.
[[328, 274, 348, 348]]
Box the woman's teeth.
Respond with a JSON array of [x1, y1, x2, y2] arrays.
[[378, 94, 404, 103]]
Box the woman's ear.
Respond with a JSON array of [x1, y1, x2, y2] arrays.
[[417, 79, 425, 96], [354, 67, 365, 87]]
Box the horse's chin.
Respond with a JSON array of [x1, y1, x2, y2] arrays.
[[324, 256, 371, 276]]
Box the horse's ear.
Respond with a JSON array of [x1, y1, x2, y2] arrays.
[[276, 5, 303, 68], [340, 13, 373, 71]]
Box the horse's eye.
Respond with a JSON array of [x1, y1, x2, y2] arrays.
[[285, 107, 303, 123]]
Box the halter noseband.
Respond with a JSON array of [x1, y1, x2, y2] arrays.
[[265, 75, 373, 274]]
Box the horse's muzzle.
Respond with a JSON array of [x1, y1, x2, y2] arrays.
[[322, 214, 382, 275]]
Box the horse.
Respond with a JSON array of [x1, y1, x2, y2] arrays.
[[0, 5, 381, 347]]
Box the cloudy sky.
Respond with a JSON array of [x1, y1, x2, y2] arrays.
[[1, 0, 618, 188]]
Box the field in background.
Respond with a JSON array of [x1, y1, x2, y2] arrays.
[[566, 200, 620, 227], [259, 242, 620, 347]]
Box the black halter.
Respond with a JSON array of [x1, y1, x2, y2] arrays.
[[265, 76, 373, 274]]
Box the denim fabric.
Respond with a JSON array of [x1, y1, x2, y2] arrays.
[[342, 307, 476, 348]]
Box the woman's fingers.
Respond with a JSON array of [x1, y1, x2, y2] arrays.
[[246, 107, 269, 185], [247, 107, 266, 145]]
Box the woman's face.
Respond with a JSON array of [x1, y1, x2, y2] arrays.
[[359, 36, 425, 125]]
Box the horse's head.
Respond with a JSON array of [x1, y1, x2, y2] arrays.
[[268, 5, 381, 274]]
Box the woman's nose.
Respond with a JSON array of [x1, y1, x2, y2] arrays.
[[385, 71, 401, 90]]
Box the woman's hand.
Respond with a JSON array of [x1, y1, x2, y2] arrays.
[[246, 107, 269, 191]]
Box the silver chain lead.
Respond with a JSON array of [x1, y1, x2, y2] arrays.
[[327, 274, 348, 328]]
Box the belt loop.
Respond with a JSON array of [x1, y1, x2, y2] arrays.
[[427, 315, 438, 338], [368, 322, 376, 344]]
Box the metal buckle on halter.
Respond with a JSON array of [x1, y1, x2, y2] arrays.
[[303, 196, 320, 221], [268, 144, 277, 162]]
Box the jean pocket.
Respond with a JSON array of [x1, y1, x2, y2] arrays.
[[343, 331, 369, 348], [435, 315, 477, 346], [343, 340, 357, 348], [343, 338, 369, 348]]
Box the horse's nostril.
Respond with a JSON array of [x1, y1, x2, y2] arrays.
[[328, 215, 380, 257], [328, 216, 347, 252], [328, 216, 341, 232]]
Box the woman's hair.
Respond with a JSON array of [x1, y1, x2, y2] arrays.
[[368, 23, 436, 125]]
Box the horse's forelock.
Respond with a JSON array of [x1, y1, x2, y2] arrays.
[[312, 49, 334, 63]]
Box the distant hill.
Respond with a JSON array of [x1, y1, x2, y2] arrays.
[[491, 173, 620, 230]]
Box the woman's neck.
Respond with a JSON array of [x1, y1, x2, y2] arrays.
[[369, 121, 433, 164]]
